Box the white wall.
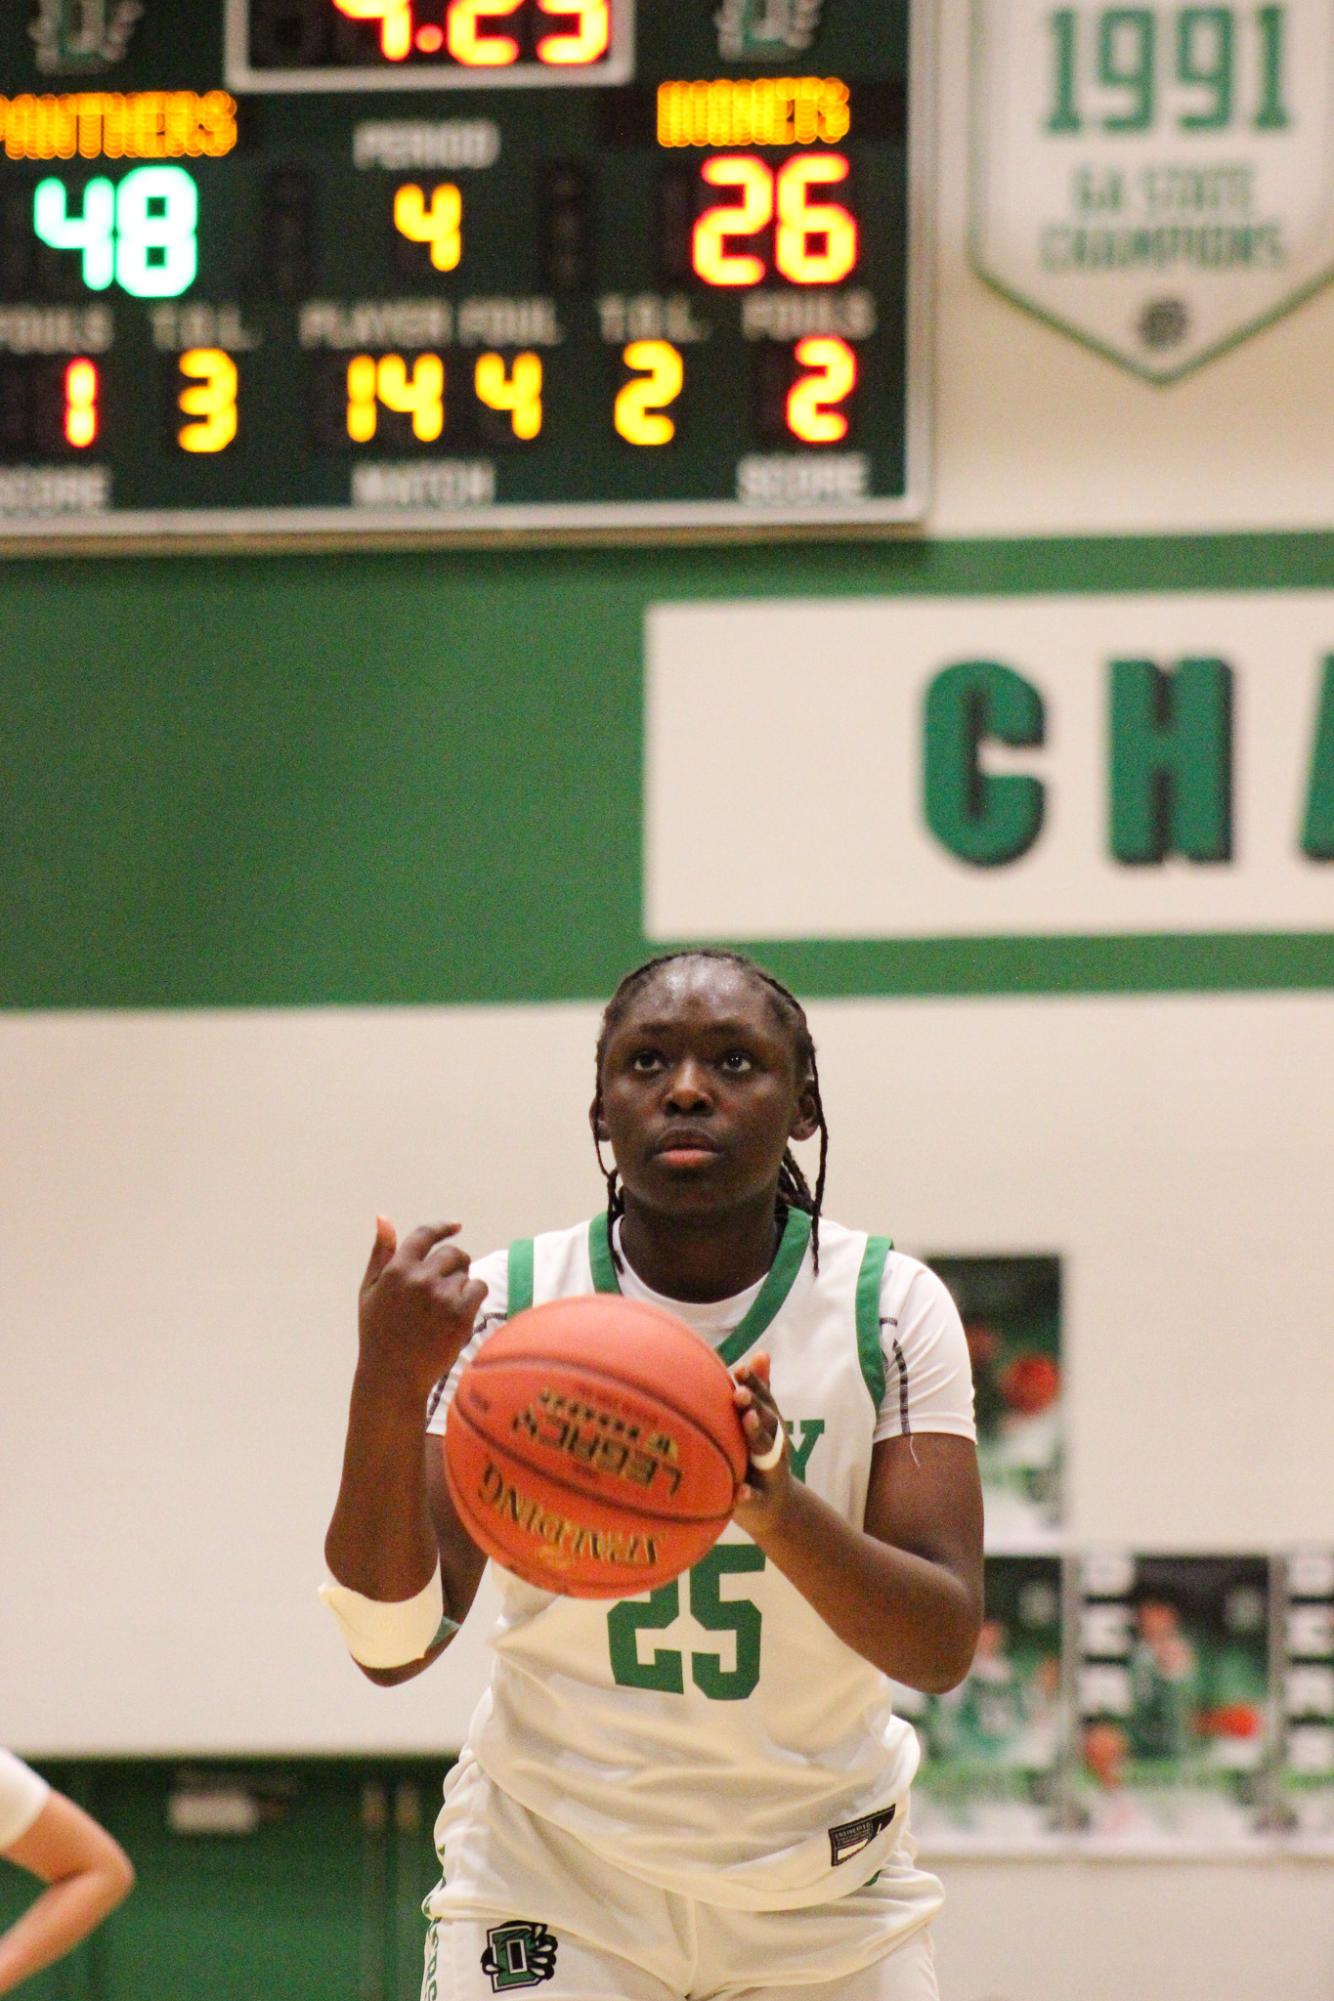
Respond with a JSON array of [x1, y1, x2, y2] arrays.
[[2, 990, 1329, 1755]]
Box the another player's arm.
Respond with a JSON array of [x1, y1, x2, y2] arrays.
[[324, 1217, 489, 1686], [0, 1793, 134, 1996], [733, 1358, 983, 1693]]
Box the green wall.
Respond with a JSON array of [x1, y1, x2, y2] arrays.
[[2, 533, 1332, 1010], [0, 1761, 445, 2001]]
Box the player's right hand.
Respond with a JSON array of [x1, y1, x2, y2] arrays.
[[356, 1217, 488, 1399]]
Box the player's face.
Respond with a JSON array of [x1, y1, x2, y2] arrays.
[[595, 960, 817, 1220]]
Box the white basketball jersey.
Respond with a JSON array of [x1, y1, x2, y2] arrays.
[[444, 1209, 922, 1911]]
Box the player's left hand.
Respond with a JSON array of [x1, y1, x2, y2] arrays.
[[731, 1351, 792, 1529]]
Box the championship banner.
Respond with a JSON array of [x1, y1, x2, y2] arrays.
[[969, 0, 1334, 380]]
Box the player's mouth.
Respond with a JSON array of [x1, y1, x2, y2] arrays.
[[653, 1128, 723, 1168]]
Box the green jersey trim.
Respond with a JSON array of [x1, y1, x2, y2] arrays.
[[718, 1207, 813, 1366], [588, 1213, 618, 1295], [584, 1206, 813, 1367], [855, 1235, 893, 1411], [507, 1237, 535, 1317]]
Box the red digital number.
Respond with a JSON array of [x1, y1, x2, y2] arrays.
[[536, 0, 609, 63], [329, 0, 611, 68], [786, 337, 857, 444], [692, 154, 858, 290], [64, 357, 98, 448], [333, 0, 412, 61], [447, 0, 523, 65]]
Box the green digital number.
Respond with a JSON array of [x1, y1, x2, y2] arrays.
[[33, 177, 116, 291], [33, 166, 198, 300], [1044, 5, 1290, 136], [608, 1546, 767, 1702]]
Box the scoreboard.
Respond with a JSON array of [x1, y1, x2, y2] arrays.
[[0, 0, 927, 544]]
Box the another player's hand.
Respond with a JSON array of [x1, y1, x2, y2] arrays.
[[356, 1217, 487, 1402], [731, 1351, 793, 1533]]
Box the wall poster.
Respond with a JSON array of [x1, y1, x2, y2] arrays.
[[1075, 1550, 1272, 1849], [897, 1554, 1066, 1851], [930, 1255, 1063, 1543], [1279, 1548, 1334, 1851]]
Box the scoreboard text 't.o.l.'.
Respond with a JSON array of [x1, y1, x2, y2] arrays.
[[0, 0, 928, 544]]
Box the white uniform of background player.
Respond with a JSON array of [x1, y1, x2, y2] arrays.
[[422, 1207, 975, 2001]]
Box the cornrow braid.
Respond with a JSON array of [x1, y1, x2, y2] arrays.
[[591, 948, 829, 1272]]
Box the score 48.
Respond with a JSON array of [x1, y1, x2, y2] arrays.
[[34, 169, 198, 298]]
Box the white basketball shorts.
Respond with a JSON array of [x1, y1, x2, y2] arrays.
[[422, 1755, 944, 2001]]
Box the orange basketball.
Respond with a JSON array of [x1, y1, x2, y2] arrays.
[[443, 1294, 748, 1598]]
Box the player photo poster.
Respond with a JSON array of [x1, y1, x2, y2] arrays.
[[895, 1555, 1065, 1852], [1278, 1548, 1334, 1852], [928, 1256, 1062, 1542], [1075, 1551, 1273, 1850]]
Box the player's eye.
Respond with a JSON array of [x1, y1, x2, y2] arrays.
[[630, 1048, 664, 1073], [719, 1050, 754, 1073]]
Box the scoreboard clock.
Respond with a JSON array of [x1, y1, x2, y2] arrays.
[[0, 0, 928, 544]]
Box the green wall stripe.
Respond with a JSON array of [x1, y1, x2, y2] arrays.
[[1, 534, 1330, 1011]]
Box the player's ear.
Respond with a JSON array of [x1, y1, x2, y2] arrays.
[[589, 1098, 610, 1143], [790, 1085, 819, 1144]]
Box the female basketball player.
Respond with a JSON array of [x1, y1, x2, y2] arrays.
[[325, 950, 982, 2001], [0, 1750, 133, 1994]]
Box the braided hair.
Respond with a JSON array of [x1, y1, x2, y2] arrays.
[[591, 949, 829, 1272]]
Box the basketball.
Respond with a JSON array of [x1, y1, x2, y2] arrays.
[[443, 1294, 749, 1598]]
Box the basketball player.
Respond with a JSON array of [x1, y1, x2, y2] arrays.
[[0, 1749, 134, 1994], [324, 951, 982, 2001]]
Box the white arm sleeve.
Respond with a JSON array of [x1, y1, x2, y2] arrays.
[[424, 1246, 508, 1436], [0, 1748, 50, 1850], [873, 1254, 977, 1444]]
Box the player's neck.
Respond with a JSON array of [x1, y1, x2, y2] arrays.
[[617, 1195, 781, 1303]]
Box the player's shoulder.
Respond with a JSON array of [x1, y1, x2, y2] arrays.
[[527, 1215, 599, 1255], [881, 1250, 965, 1345], [471, 1212, 596, 1277]]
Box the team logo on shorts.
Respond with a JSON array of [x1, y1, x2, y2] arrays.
[[480, 1921, 558, 1992]]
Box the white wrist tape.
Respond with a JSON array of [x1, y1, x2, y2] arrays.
[[749, 1429, 786, 1473], [318, 1565, 454, 1669]]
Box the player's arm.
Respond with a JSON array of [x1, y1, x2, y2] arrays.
[[323, 1217, 489, 1686], [355, 1445, 490, 1688], [0, 1792, 134, 1996], [735, 1362, 983, 1692]]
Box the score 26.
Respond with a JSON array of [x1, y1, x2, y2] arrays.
[[693, 154, 859, 288]]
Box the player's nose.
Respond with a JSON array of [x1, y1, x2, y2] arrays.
[[663, 1058, 713, 1112]]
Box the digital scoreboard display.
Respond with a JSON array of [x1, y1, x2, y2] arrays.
[[0, 1, 926, 544]]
